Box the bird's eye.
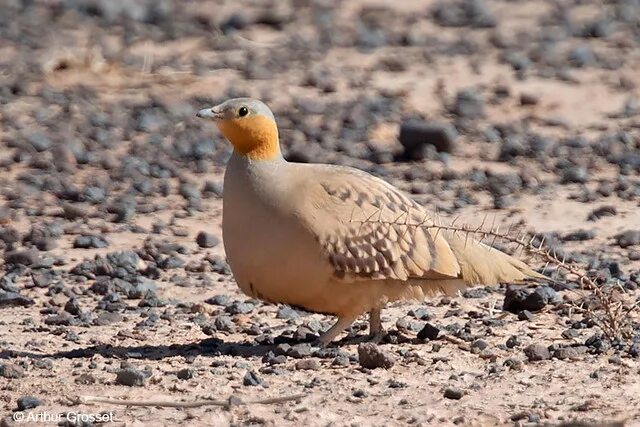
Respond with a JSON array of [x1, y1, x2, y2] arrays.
[[238, 106, 249, 117]]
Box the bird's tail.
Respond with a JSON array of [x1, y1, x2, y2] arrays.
[[442, 230, 546, 285]]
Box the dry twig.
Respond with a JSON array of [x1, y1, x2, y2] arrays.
[[350, 212, 637, 340], [68, 393, 307, 409]]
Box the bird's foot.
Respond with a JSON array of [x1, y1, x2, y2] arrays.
[[366, 330, 387, 344]]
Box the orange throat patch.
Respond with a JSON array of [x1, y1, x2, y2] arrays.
[[217, 116, 280, 160]]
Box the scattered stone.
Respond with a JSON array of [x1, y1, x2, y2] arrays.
[[553, 346, 580, 360], [177, 368, 196, 380], [288, 343, 313, 359], [115, 368, 147, 386], [295, 359, 321, 370], [73, 235, 109, 249], [17, 396, 42, 410], [524, 343, 551, 361], [518, 310, 534, 321], [443, 387, 464, 400], [453, 88, 485, 118], [0, 291, 35, 308], [561, 166, 589, 184], [5, 250, 39, 266], [45, 313, 77, 326], [276, 305, 300, 319], [243, 370, 262, 386], [563, 229, 595, 241], [225, 301, 254, 315], [506, 335, 521, 348], [503, 286, 558, 313], [408, 307, 431, 320], [26, 132, 52, 152], [399, 120, 457, 157], [0, 363, 25, 379], [629, 343, 639, 358], [587, 205, 617, 221], [614, 230, 640, 248], [212, 315, 237, 333], [417, 323, 441, 340], [431, 0, 496, 28], [196, 231, 220, 248], [471, 339, 488, 351], [520, 93, 539, 106], [357, 343, 395, 369], [585, 334, 611, 354]]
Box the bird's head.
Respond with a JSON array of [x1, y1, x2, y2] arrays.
[[196, 98, 281, 161]]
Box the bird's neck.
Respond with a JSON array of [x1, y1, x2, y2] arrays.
[[217, 116, 281, 161]]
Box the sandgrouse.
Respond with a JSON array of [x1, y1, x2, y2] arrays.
[[196, 98, 543, 345]]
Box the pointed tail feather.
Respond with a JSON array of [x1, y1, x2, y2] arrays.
[[443, 230, 546, 285]]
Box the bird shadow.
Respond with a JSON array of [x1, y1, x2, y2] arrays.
[[0, 337, 305, 361], [0, 332, 416, 362]]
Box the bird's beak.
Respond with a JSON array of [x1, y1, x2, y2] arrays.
[[196, 107, 223, 120]]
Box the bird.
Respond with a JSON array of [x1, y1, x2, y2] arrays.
[[196, 98, 544, 345]]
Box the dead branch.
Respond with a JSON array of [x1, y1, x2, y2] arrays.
[[68, 393, 307, 409], [349, 215, 635, 340]]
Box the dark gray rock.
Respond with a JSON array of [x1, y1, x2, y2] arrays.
[[498, 136, 527, 161], [443, 387, 464, 400], [524, 343, 551, 361], [243, 370, 262, 386], [44, 313, 77, 326], [214, 316, 237, 333], [408, 307, 431, 320], [453, 89, 485, 118], [295, 359, 321, 370], [0, 291, 35, 308], [563, 229, 595, 241], [73, 235, 109, 249], [518, 310, 534, 321], [17, 396, 42, 410], [357, 343, 395, 369], [5, 250, 39, 266], [399, 120, 458, 157], [417, 323, 441, 340], [506, 335, 520, 348], [503, 286, 558, 313], [561, 166, 589, 184], [177, 368, 195, 380], [115, 368, 147, 386], [553, 346, 586, 360], [288, 343, 313, 359], [0, 363, 25, 379], [614, 230, 640, 248], [276, 305, 300, 320], [431, 0, 496, 28], [588, 205, 617, 221], [196, 231, 220, 248], [225, 301, 254, 315], [26, 132, 52, 152]]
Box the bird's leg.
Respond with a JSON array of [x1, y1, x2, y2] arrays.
[[367, 307, 386, 343], [316, 314, 359, 346]]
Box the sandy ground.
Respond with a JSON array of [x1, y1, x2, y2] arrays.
[[1, 0, 640, 426]]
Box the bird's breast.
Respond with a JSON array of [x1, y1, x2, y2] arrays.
[[221, 155, 334, 306]]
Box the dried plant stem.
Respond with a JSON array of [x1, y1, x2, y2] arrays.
[[68, 393, 306, 408], [351, 214, 635, 340]]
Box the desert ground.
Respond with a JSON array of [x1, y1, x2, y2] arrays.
[[1, 0, 640, 426]]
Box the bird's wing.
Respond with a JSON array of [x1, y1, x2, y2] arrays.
[[293, 164, 462, 283], [293, 164, 543, 286]]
